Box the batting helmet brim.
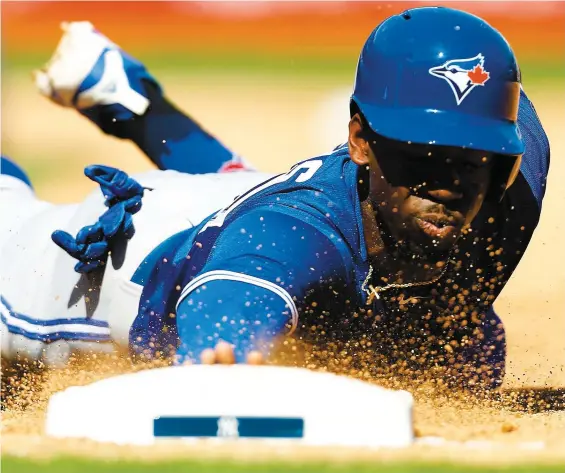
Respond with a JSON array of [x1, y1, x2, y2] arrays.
[[354, 101, 525, 157]]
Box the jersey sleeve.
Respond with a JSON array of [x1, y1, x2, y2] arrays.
[[87, 80, 240, 174], [174, 208, 351, 363]]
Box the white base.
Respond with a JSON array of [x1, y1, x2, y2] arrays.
[[45, 365, 414, 448]]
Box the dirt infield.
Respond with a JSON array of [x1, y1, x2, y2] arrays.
[[1, 73, 564, 464], [2, 358, 564, 465]]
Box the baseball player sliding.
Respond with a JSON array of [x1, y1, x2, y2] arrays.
[[1, 7, 550, 390]]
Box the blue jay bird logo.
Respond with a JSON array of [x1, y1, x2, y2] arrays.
[[429, 54, 490, 105]]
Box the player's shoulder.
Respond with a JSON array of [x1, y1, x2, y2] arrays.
[[196, 147, 367, 271], [201, 146, 363, 246], [210, 205, 353, 266], [247, 145, 357, 211]]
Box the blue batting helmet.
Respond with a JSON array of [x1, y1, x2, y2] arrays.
[[351, 6, 523, 159]]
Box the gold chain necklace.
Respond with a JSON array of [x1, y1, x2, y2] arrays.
[[361, 253, 453, 305]]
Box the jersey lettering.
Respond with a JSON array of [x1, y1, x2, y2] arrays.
[[199, 159, 323, 232]]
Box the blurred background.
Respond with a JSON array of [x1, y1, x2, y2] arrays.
[[2, 1, 563, 200], [1, 1, 565, 387]]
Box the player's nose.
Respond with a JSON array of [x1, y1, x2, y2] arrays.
[[424, 166, 465, 202]]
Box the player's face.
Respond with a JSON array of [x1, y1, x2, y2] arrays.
[[368, 138, 494, 253], [348, 114, 494, 254]]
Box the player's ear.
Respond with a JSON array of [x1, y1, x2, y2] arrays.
[[348, 114, 370, 166]]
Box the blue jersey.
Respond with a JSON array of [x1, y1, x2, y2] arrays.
[[129, 148, 375, 361], [126, 87, 549, 388]]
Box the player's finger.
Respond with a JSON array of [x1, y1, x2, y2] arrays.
[[246, 351, 264, 365], [214, 341, 236, 364], [200, 348, 216, 365]]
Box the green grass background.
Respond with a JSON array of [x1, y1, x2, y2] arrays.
[[3, 50, 565, 81], [3, 457, 565, 473]]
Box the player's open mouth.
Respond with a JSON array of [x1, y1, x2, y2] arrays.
[[415, 217, 457, 239]]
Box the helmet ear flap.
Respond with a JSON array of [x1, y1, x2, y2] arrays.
[[486, 155, 522, 202]]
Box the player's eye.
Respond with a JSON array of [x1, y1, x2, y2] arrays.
[[402, 155, 426, 166]]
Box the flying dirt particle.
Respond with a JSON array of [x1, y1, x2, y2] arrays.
[[501, 423, 518, 433]]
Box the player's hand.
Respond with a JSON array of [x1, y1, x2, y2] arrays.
[[33, 21, 150, 116], [34, 22, 104, 108], [200, 341, 263, 365]]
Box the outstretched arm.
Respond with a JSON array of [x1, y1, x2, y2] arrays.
[[86, 79, 244, 174], [129, 209, 349, 365], [35, 21, 251, 174]]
